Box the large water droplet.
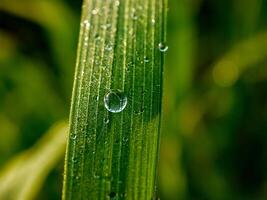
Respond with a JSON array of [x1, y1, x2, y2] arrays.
[[158, 42, 168, 52], [104, 90, 127, 113]]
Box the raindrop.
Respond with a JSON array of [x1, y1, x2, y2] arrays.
[[83, 20, 91, 29], [122, 137, 129, 143], [131, 9, 138, 20], [131, 13, 138, 20], [92, 8, 99, 15], [158, 42, 168, 52], [95, 34, 101, 41], [70, 134, 77, 140], [144, 56, 149, 63], [104, 117, 109, 124], [115, 0, 120, 6], [104, 90, 127, 113], [101, 23, 111, 30], [105, 45, 113, 51], [151, 19, 156, 24], [94, 174, 100, 179], [120, 192, 127, 198], [109, 192, 116, 199]]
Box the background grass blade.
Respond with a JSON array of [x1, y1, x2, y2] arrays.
[[211, 31, 267, 87], [62, 0, 167, 199], [0, 0, 78, 97], [0, 121, 68, 200]]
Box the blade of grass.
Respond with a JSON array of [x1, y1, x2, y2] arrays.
[[211, 31, 267, 87], [62, 0, 167, 199], [160, 0, 197, 197], [0, 0, 79, 96], [0, 121, 68, 200]]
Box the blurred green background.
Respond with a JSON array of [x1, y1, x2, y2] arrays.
[[1, 0, 267, 199]]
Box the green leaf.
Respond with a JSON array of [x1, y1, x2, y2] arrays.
[[0, 121, 68, 200], [62, 0, 167, 199]]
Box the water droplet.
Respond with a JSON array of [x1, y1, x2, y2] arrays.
[[101, 23, 111, 30], [92, 8, 99, 15], [109, 192, 116, 199], [151, 19, 156, 24], [144, 56, 149, 63], [122, 137, 129, 143], [158, 43, 168, 52], [105, 45, 113, 51], [131, 9, 138, 20], [131, 13, 138, 20], [137, 5, 143, 11], [94, 174, 100, 179], [120, 192, 127, 198], [83, 20, 91, 29], [104, 90, 127, 113], [104, 117, 109, 124], [115, 0, 120, 6], [95, 34, 101, 41], [70, 134, 77, 140]]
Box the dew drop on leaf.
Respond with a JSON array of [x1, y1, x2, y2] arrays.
[[104, 117, 109, 124], [92, 8, 99, 15], [83, 20, 91, 29], [101, 23, 111, 30], [158, 42, 168, 52], [105, 45, 113, 51], [104, 90, 127, 113], [115, 0, 120, 6], [144, 56, 149, 63], [131, 13, 138, 20], [109, 191, 116, 199], [131, 8, 138, 20], [70, 134, 77, 140], [95, 34, 101, 41]]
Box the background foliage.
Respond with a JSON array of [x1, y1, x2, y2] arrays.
[[1, 0, 267, 199]]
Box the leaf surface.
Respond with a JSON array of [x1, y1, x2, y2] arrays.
[[63, 0, 167, 199]]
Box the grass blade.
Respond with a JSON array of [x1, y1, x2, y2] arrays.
[[0, 122, 68, 200], [62, 0, 167, 199]]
